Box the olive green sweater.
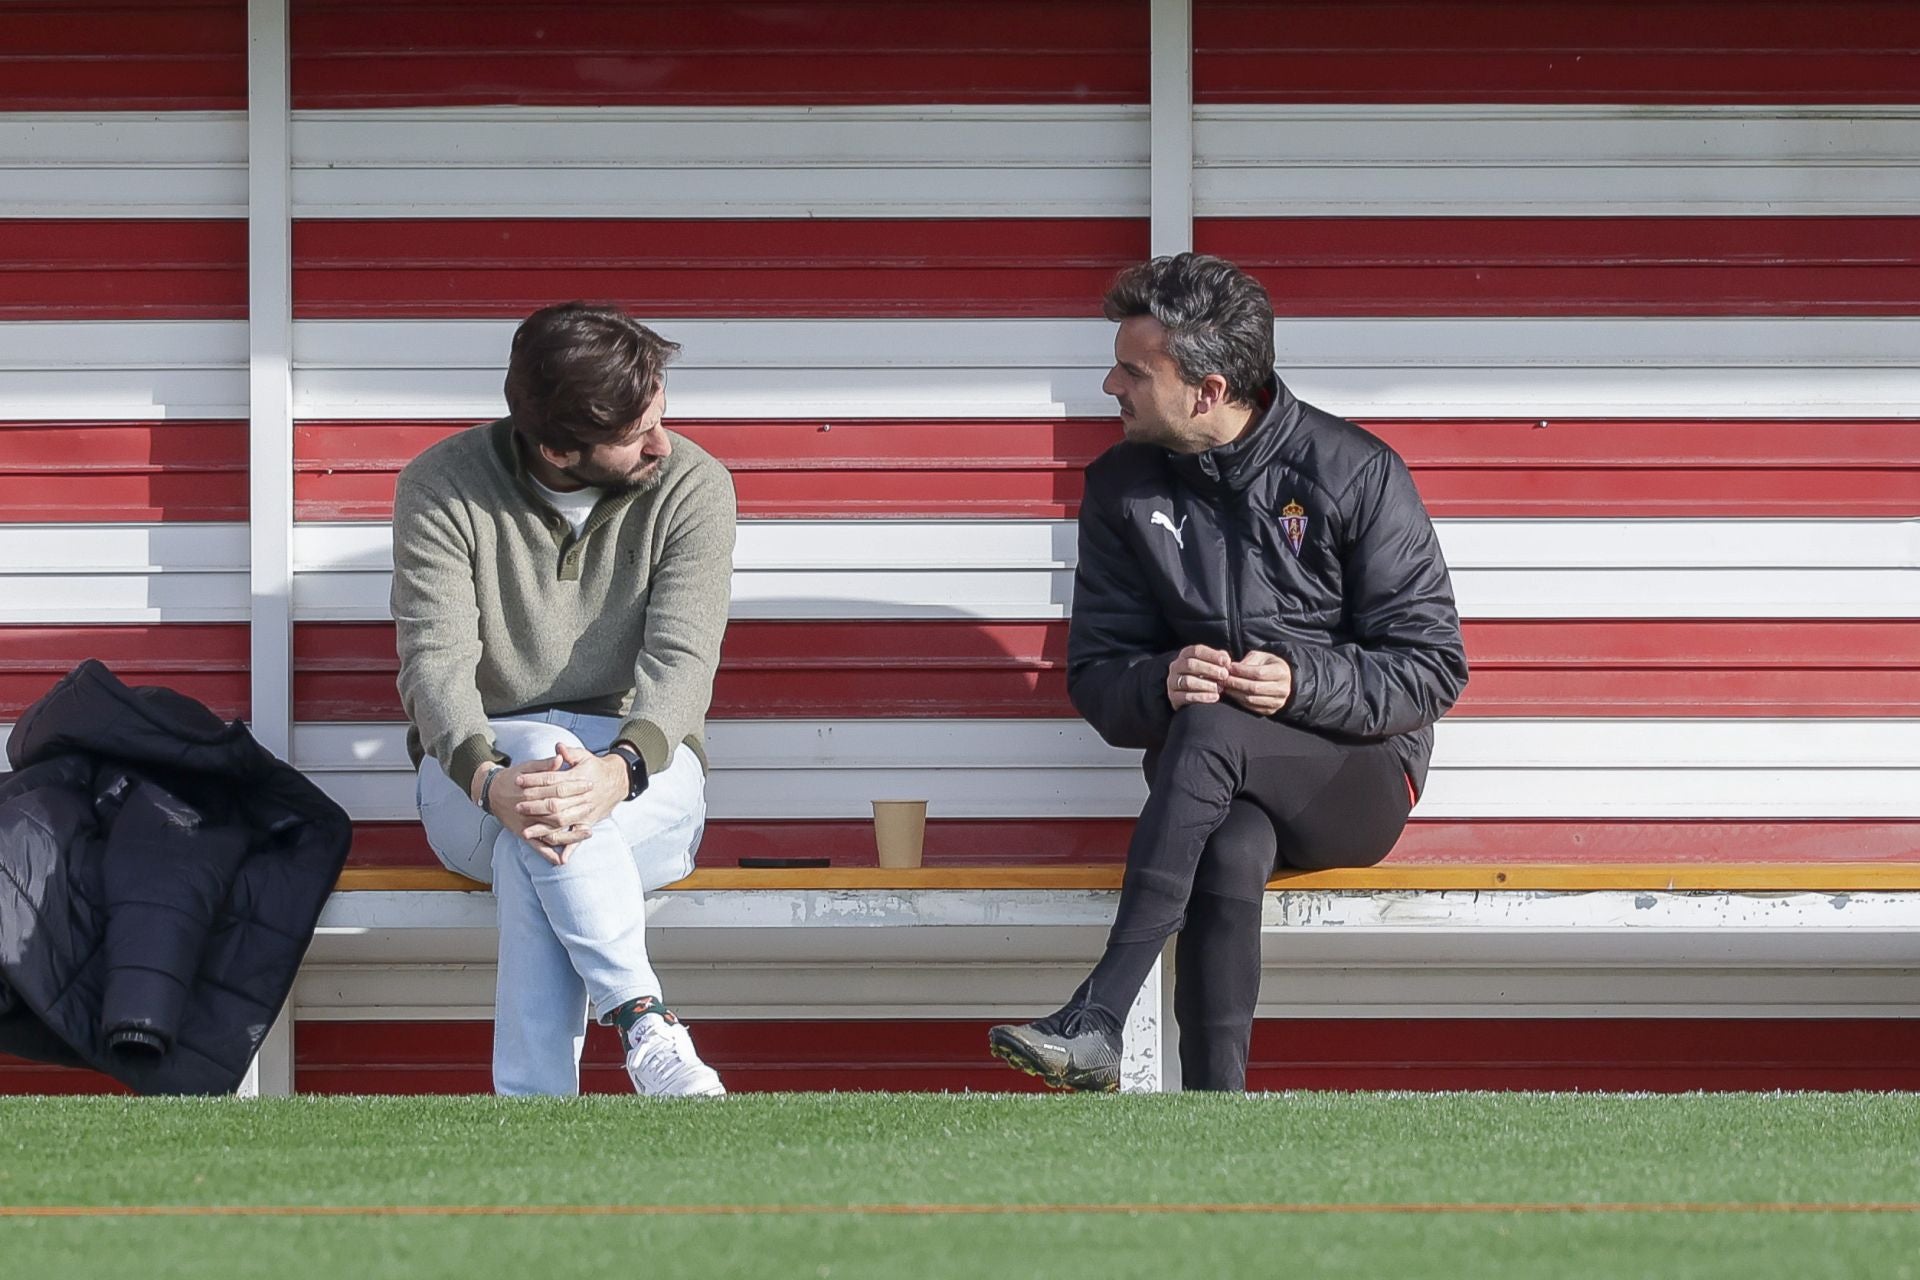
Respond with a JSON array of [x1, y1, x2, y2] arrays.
[[391, 418, 737, 791]]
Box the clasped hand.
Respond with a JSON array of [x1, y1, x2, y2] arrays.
[[471, 742, 629, 866], [1166, 644, 1291, 716]]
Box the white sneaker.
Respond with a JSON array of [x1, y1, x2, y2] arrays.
[[624, 1016, 726, 1097]]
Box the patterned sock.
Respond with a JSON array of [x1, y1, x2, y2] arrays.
[[607, 995, 678, 1051]]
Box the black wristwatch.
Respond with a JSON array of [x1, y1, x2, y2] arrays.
[[608, 742, 649, 801]]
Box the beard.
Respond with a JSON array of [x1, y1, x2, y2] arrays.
[[1120, 412, 1185, 451], [563, 456, 665, 494]]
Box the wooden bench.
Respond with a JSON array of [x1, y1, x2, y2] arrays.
[[282, 861, 1920, 1094], [334, 864, 1920, 892]]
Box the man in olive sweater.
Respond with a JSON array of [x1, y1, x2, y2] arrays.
[[393, 302, 737, 1097]]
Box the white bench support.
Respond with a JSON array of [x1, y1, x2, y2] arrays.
[[246, 1006, 296, 1097], [1116, 942, 1182, 1093]]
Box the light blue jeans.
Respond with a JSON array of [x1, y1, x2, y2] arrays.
[[415, 711, 706, 1096]]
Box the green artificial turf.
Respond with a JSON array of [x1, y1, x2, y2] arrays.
[[4, 1093, 1920, 1279]]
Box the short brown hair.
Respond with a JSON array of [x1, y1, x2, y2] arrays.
[[503, 302, 681, 453]]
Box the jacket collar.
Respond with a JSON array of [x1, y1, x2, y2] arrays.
[[1165, 373, 1300, 497]]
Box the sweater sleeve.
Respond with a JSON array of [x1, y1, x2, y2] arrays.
[[1275, 450, 1469, 740], [390, 468, 506, 790], [616, 460, 738, 775]]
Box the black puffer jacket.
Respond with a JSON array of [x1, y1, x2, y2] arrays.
[[0, 660, 351, 1094], [1068, 375, 1469, 795]]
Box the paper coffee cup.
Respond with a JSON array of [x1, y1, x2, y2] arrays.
[[871, 799, 928, 869]]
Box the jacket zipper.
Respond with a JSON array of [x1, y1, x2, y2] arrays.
[[1221, 494, 1245, 658]]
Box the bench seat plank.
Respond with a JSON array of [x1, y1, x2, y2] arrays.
[[333, 862, 1920, 894]]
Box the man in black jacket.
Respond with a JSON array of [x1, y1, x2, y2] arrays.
[[989, 254, 1468, 1092]]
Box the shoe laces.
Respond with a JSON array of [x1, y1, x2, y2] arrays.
[[629, 1018, 710, 1091], [1033, 1003, 1111, 1040]]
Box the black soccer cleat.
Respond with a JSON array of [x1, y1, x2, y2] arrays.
[[988, 1019, 1122, 1093]]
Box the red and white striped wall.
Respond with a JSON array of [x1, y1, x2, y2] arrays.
[[3, 0, 1918, 1093]]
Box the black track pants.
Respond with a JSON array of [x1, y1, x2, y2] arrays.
[[1077, 702, 1413, 1090]]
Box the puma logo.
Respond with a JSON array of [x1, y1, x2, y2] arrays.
[[1149, 511, 1187, 550]]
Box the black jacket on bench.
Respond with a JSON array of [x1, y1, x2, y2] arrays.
[[0, 661, 351, 1094], [1067, 374, 1469, 796]]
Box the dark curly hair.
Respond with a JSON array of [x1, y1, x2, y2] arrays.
[[1102, 253, 1274, 406]]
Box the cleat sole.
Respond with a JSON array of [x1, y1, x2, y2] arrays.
[[988, 1026, 1118, 1094], [988, 1031, 1063, 1089]]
